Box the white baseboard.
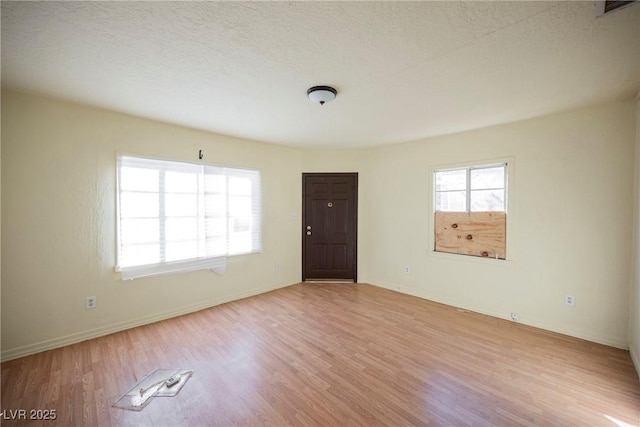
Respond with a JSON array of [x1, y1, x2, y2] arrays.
[[3, 281, 633, 364], [630, 345, 640, 380], [1, 282, 293, 362], [368, 281, 629, 350]]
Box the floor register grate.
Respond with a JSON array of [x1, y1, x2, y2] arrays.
[[112, 368, 194, 411]]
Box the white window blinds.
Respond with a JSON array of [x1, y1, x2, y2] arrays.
[[117, 155, 261, 280]]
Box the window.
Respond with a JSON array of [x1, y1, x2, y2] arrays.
[[117, 155, 261, 280], [435, 164, 506, 212], [434, 163, 507, 259]]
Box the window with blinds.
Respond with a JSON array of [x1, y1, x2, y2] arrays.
[[116, 155, 261, 280]]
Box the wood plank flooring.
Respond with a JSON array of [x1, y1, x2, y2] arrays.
[[2, 283, 639, 426]]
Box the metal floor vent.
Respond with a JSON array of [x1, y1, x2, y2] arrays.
[[598, 0, 636, 15], [112, 368, 194, 411]]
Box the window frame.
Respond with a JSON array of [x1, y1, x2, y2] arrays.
[[434, 163, 507, 214], [115, 154, 262, 280], [429, 158, 515, 263]]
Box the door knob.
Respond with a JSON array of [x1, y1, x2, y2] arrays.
[[306, 231, 312, 236], [306, 225, 312, 230]]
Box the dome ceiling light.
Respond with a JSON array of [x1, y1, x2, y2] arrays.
[[307, 85, 337, 105]]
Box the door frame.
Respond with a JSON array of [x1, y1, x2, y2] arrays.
[[302, 172, 358, 282]]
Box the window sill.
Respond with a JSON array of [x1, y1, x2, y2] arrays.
[[427, 249, 515, 266]]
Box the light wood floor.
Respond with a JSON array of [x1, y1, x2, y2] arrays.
[[2, 283, 639, 426]]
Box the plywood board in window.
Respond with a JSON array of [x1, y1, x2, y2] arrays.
[[434, 212, 506, 259]]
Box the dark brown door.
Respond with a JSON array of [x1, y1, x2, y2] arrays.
[[302, 173, 358, 281]]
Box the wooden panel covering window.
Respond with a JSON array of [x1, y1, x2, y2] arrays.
[[435, 211, 506, 259]]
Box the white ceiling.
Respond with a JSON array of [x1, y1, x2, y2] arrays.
[[2, 1, 639, 148]]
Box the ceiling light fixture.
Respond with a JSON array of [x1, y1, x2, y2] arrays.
[[307, 85, 337, 105]]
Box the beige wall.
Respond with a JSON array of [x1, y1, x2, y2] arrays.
[[2, 90, 637, 360], [1, 91, 2, 347], [300, 149, 365, 173], [630, 96, 640, 374], [361, 100, 636, 348], [1, 90, 303, 360]]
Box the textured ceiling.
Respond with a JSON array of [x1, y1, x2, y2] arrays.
[[2, 1, 639, 148]]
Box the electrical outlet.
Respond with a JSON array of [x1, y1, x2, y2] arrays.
[[404, 266, 410, 274], [85, 296, 96, 310], [564, 294, 575, 306], [275, 262, 281, 271], [510, 312, 519, 321]]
